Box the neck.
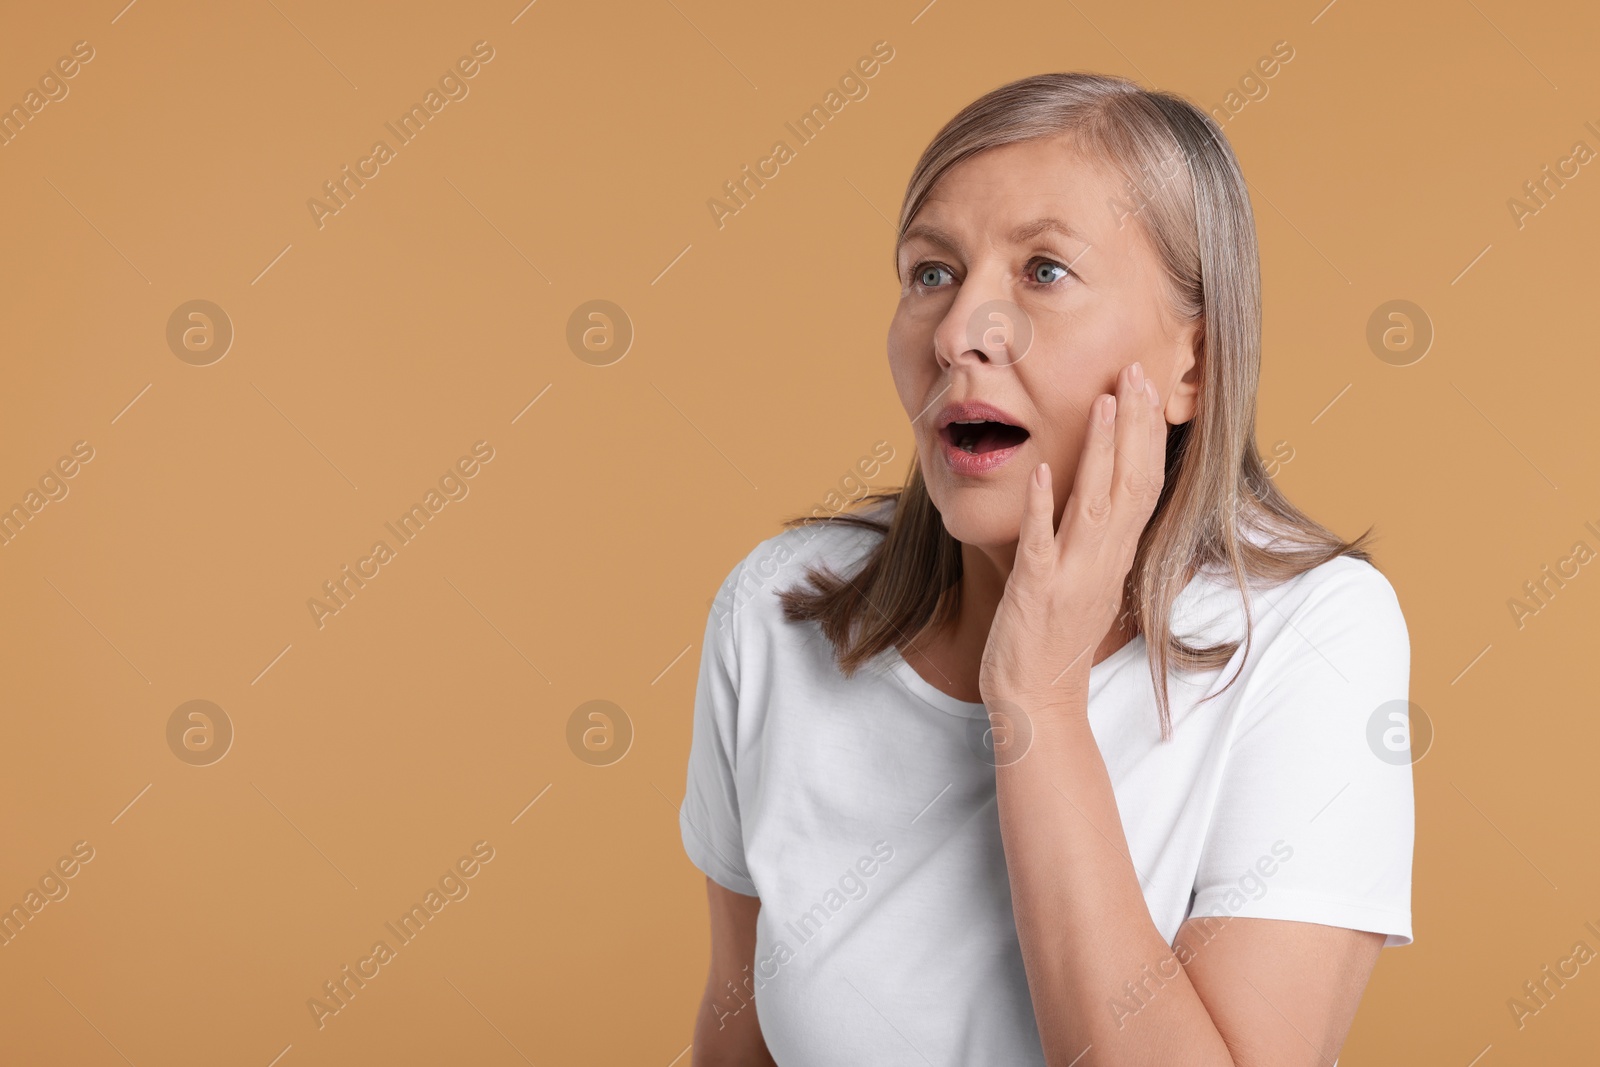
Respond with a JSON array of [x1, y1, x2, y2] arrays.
[[945, 539, 1133, 682], [899, 535, 1134, 705], [957, 538, 1015, 645]]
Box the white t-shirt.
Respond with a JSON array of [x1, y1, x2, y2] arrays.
[[679, 500, 1414, 1065]]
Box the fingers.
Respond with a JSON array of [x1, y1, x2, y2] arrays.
[[1058, 390, 1117, 560], [1061, 362, 1169, 569], [1145, 377, 1167, 498], [1109, 362, 1158, 519], [1145, 382, 1171, 470], [1015, 460, 1057, 582]]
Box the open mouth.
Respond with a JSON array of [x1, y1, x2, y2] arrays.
[[941, 420, 1031, 455]]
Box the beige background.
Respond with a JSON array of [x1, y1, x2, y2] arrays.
[[1, 0, 1596, 1063]]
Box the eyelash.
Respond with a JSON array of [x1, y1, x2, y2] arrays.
[[906, 257, 1073, 293]]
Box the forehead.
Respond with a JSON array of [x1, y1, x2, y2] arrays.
[[899, 135, 1137, 257]]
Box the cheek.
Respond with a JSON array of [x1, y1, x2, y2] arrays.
[[885, 321, 929, 412], [1032, 308, 1129, 400]]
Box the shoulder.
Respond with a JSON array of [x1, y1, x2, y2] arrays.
[[1244, 518, 1405, 626], [1184, 555, 1417, 945], [1255, 553, 1408, 651], [707, 496, 894, 647], [1177, 543, 1406, 653], [1203, 552, 1411, 745]]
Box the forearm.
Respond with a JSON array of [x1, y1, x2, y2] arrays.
[[994, 692, 1234, 1067]]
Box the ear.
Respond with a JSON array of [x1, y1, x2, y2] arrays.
[[1164, 319, 1203, 426]]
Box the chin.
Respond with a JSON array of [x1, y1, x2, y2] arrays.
[[930, 487, 1024, 549]]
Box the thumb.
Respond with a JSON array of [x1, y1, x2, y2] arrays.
[[1015, 462, 1056, 582]]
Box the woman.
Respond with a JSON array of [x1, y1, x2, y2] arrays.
[[679, 72, 1413, 1066]]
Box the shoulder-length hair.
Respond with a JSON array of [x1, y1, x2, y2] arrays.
[[778, 72, 1375, 739]]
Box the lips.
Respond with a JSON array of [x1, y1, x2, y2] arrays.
[[934, 400, 1030, 475]]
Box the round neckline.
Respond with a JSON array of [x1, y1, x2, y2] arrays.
[[885, 633, 1147, 719]]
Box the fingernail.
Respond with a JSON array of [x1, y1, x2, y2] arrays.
[[1145, 380, 1159, 406], [1130, 362, 1144, 388], [1102, 395, 1117, 424], [1035, 463, 1049, 488]]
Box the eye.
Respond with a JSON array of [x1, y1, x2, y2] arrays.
[[1028, 258, 1072, 286], [911, 262, 954, 290], [904, 257, 1074, 293]]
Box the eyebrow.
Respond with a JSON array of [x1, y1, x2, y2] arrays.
[[897, 216, 1086, 258]]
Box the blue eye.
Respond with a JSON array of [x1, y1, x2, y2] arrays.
[[1030, 259, 1070, 285], [906, 257, 1073, 292]]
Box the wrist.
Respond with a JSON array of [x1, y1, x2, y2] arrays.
[[987, 702, 1094, 772], [984, 675, 1090, 711], [983, 690, 1090, 729]]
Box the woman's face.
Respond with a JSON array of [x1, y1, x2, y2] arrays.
[[888, 134, 1201, 550]]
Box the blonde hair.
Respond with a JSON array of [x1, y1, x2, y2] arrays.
[[778, 72, 1374, 739]]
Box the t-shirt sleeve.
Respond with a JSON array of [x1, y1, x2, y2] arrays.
[[679, 559, 759, 897], [1186, 559, 1415, 947]]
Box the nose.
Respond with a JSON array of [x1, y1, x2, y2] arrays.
[[932, 267, 1028, 370]]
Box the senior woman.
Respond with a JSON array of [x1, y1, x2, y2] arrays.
[[679, 71, 1413, 1067]]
